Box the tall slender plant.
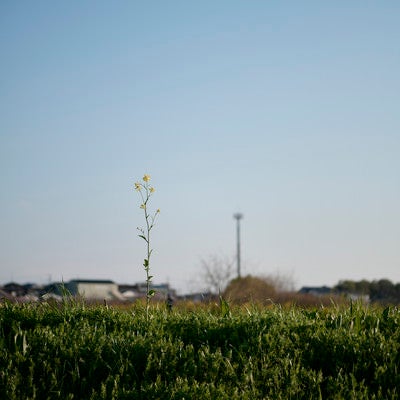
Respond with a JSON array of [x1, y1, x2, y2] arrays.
[[134, 174, 160, 319]]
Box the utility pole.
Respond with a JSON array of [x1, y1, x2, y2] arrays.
[[233, 213, 243, 278]]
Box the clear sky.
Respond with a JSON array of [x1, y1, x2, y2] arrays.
[[1, 1, 399, 294]]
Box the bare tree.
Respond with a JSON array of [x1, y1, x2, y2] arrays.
[[263, 269, 296, 293], [200, 254, 235, 294]]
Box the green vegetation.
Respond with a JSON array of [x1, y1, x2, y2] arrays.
[[1, 301, 399, 399]]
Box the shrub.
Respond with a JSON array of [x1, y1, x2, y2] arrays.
[[223, 275, 276, 304]]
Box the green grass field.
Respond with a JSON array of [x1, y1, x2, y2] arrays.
[[1, 301, 399, 399]]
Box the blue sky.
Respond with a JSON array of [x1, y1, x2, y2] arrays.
[[1, 2, 399, 293]]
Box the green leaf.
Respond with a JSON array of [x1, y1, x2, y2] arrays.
[[143, 259, 149, 267], [138, 235, 148, 242], [148, 290, 156, 297], [219, 295, 231, 318], [148, 276, 153, 280]]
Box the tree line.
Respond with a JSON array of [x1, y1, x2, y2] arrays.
[[334, 279, 400, 304]]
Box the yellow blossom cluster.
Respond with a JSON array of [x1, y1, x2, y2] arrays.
[[134, 174, 154, 192]]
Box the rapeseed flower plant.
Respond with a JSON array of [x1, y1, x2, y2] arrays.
[[134, 173, 159, 319]]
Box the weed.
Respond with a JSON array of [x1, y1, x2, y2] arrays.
[[134, 174, 160, 320]]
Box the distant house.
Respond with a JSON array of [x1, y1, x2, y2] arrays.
[[119, 282, 176, 301], [3, 282, 27, 297], [41, 282, 64, 301], [1, 282, 40, 302], [152, 283, 176, 297], [66, 280, 125, 301], [23, 283, 42, 298], [0, 288, 15, 302], [299, 286, 332, 297]]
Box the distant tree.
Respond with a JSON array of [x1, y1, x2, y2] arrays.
[[334, 278, 400, 304], [370, 279, 396, 303], [354, 280, 370, 295], [335, 280, 356, 294], [335, 279, 370, 295], [395, 283, 400, 302], [199, 254, 235, 294]]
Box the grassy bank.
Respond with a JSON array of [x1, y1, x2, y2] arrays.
[[0, 301, 399, 399]]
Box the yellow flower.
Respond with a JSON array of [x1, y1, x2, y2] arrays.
[[149, 187, 155, 193], [143, 174, 151, 182], [134, 182, 141, 191], [156, 209, 160, 213]]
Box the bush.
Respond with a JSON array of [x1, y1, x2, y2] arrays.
[[223, 275, 276, 304]]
